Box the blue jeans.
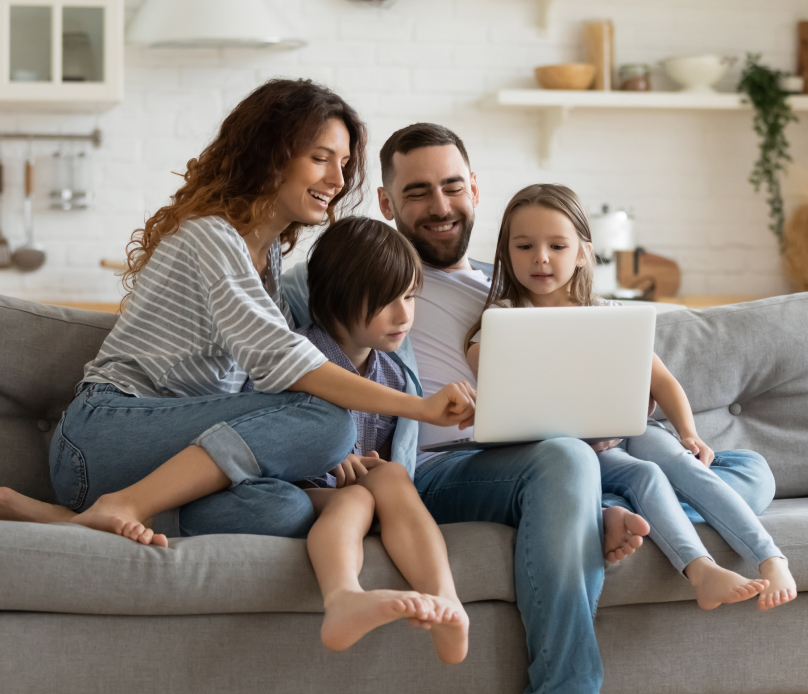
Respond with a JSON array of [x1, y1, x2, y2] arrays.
[[49, 383, 356, 538], [415, 438, 605, 694], [598, 424, 781, 574], [416, 435, 777, 694]]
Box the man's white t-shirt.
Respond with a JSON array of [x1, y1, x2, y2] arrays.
[[409, 264, 492, 467]]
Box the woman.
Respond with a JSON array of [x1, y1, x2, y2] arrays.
[[0, 79, 475, 545]]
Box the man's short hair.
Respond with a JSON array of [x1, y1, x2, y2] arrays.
[[307, 216, 423, 339], [379, 123, 471, 188]]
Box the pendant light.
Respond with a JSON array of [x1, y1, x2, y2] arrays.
[[127, 0, 305, 49]]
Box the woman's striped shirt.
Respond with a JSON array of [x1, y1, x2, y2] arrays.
[[81, 215, 326, 397]]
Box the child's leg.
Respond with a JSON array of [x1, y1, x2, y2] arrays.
[[305, 486, 438, 651], [626, 426, 796, 610], [359, 462, 469, 664], [598, 445, 767, 610]]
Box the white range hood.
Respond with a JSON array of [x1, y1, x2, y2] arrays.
[[127, 0, 305, 49]]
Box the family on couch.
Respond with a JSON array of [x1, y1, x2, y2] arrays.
[[0, 78, 796, 694]]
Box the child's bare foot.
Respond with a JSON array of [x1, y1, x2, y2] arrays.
[[0, 487, 76, 523], [602, 506, 650, 563], [321, 589, 436, 651], [69, 494, 168, 547], [686, 556, 768, 610], [758, 557, 797, 610], [424, 595, 469, 664]]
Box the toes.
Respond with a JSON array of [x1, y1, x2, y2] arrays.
[[628, 534, 643, 549], [152, 533, 169, 548], [137, 528, 154, 545]]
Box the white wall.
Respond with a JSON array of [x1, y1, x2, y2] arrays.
[[0, 0, 806, 303]]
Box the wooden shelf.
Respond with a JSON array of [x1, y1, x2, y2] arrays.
[[498, 89, 808, 110], [496, 89, 808, 163]]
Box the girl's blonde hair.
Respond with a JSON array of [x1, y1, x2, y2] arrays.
[[464, 184, 595, 353]]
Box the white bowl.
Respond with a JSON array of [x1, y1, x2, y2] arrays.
[[661, 54, 735, 93]]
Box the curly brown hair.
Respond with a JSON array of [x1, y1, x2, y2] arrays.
[[122, 79, 368, 304]]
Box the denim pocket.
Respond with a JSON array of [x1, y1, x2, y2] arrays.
[[49, 415, 89, 510]]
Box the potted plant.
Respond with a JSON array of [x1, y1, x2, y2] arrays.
[[737, 54, 799, 245]]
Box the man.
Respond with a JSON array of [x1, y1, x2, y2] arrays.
[[375, 123, 777, 694]]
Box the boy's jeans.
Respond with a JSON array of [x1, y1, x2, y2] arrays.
[[49, 383, 356, 538]]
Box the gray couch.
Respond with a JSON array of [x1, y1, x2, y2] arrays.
[[1, 292, 807, 694]]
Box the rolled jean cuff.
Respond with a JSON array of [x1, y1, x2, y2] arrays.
[[193, 421, 261, 487]]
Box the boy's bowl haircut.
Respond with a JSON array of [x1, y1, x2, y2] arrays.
[[307, 216, 423, 339]]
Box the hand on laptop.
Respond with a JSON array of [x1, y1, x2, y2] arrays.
[[420, 382, 476, 429]]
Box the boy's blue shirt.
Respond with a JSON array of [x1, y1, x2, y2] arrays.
[[282, 262, 424, 480]]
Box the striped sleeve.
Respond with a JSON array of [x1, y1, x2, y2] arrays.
[[186, 219, 326, 393]]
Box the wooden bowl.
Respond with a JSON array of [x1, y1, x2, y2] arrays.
[[534, 64, 596, 90]]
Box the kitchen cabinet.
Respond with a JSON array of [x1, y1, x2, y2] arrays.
[[0, 0, 123, 112]]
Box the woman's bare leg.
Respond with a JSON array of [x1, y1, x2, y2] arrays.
[[307, 486, 437, 651], [68, 445, 230, 547], [360, 463, 470, 664], [0, 487, 76, 523]]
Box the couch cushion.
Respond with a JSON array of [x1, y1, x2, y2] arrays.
[[1, 500, 806, 615], [0, 296, 116, 501], [652, 293, 808, 498], [0, 521, 516, 615]]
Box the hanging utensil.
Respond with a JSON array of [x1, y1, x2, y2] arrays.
[[12, 146, 46, 272], [0, 148, 12, 268]]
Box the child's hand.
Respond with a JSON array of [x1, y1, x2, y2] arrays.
[[590, 439, 623, 453], [330, 452, 387, 488], [680, 435, 715, 466], [420, 382, 476, 429]]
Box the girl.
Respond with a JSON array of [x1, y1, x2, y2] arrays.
[[276, 216, 468, 663], [0, 79, 474, 554], [464, 183, 796, 612]]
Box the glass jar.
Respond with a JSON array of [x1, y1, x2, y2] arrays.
[[619, 63, 651, 91]]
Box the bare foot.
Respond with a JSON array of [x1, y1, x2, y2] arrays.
[[425, 595, 469, 664], [0, 487, 76, 523], [758, 557, 797, 611], [686, 557, 768, 610], [602, 505, 650, 563], [321, 589, 436, 651], [69, 494, 168, 547]]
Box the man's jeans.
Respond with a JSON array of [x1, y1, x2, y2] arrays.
[[49, 383, 356, 538], [415, 438, 776, 694]]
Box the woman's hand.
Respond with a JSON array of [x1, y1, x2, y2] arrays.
[[419, 382, 476, 429], [680, 435, 715, 466], [330, 451, 387, 488]]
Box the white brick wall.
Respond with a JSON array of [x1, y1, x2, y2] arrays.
[[0, 0, 805, 302]]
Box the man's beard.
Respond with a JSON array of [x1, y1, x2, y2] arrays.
[[391, 208, 474, 269]]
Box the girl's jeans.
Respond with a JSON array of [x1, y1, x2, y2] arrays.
[[599, 423, 782, 573], [49, 383, 356, 538]]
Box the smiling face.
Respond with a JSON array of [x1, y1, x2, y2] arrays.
[[508, 205, 592, 307], [378, 145, 479, 270], [273, 118, 351, 229]]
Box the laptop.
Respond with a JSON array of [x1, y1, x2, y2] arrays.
[[420, 305, 657, 453]]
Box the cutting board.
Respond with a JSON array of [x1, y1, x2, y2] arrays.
[[615, 250, 681, 298]]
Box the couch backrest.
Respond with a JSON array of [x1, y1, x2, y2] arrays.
[[1, 292, 807, 502], [0, 296, 116, 501], [653, 292, 808, 498]]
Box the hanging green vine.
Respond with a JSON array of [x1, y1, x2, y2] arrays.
[[737, 53, 799, 244]]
